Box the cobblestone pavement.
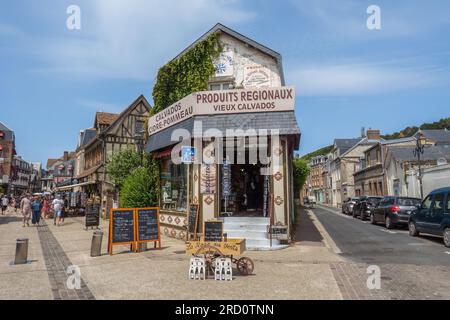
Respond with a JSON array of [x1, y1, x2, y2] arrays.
[[37, 221, 95, 300]]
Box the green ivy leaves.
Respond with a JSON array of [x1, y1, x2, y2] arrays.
[[152, 33, 222, 114]]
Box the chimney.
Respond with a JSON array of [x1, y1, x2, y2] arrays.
[[64, 151, 69, 161], [366, 129, 381, 141]]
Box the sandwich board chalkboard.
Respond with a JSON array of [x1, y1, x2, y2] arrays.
[[136, 208, 161, 251], [270, 225, 288, 240], [85, 203, 100, 229], [108, 209, 136, 255], [187, 204, 199, 240], [204, 220, 223, 242]]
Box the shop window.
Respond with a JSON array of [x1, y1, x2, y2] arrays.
[[209, 82, 232, 91], [160, 157, 188, 212]]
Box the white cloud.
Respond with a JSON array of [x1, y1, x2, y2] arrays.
[[33, 0, 255, 80], [290, 63, 446, 96]]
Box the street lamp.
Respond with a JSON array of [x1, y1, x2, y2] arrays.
[[413, 134, 427, 199]]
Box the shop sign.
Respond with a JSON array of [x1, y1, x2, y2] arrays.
[[200, 164, 216, 194], [181, 146, 196, 164], [243, 64, 271, 88], [148, 86, 295, 135], [222, 162, 231, 197]]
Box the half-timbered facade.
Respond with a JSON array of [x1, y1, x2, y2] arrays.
[[77, 95, 151, 218]]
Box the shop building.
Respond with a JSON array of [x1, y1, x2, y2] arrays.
[[146, 24, 301, 250], [76, 95, 151, 218], [0, 121, 15, 193]]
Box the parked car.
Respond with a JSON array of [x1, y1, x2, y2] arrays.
[[304, 196, 317, 208], [370, 196, 422, 229], [353, 196, 384, 220], [342, 197, 359, 215], [409, 187, 450, 248]]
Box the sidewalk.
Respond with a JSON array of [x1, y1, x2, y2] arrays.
[[0, 207, 345, 300]]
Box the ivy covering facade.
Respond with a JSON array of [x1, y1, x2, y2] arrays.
[[151, 32, 223, 114]]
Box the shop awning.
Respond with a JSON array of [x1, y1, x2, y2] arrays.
[[146, 111, 301, 152], [54, 181, 96, 191]]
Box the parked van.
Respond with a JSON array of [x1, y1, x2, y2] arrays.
[[409, 187, 450, 248]]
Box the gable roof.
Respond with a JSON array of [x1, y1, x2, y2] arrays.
[[389, 145, 450, 162], [79, 128, 97, 149], [417, 129, 450, 145], [0, 121, 12, 132], [334, 138, 361, 154], [101, 95, 151, 135], [84, 95, 151, 150], [95, 112, 119, 127], [172, 23, 285, 85], [46, 158, 59, 169]]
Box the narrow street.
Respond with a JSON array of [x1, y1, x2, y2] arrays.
[[308, 205, 450, 299]]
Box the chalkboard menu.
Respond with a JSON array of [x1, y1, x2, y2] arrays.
[[188, 204, 199, 236], [85, 203, 100, 228], [137, 209, 159, 241], [270, 225, 288, 240], [111, 210, 135, 244], [204, 221, 223, 242]]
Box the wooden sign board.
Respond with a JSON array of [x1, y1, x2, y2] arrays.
[[85, 203, 100, 229], [136, 208, 161, 251], [270, 225, 288, 240], [204, 220, 223, 242], [109, 208, 136, 255], [187, 204, 199, 240]]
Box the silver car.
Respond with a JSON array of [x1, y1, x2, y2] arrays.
[[342, 197, 359, 215]]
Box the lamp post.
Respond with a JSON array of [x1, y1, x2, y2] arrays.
[[413, 134, 426, 199]]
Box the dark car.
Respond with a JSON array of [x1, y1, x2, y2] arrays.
[[342, 197, 359, 215], [370, 196, 422, 229], [353, 196, 383, 220], [409, 188, 450, 248]]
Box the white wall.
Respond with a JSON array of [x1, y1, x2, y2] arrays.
[[217, 33, 283, 88], [422, 164, 450, 196]]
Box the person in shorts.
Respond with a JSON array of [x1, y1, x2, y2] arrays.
[[52, 195, 64, 226], [1, 194, 8, 215]]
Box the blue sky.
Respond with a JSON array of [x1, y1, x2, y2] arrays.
[[1, 0, 450, 164]]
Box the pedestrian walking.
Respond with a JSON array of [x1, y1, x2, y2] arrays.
[[1, 194, 8, 215], [52, 195, 64, 226], [20, 194, 32, 227], [42, 197, 49, 219], [31, 196, 42, 226]]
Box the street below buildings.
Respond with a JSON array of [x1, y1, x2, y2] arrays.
[[1, 205, 449, 300], [310, 205, 450, 299]]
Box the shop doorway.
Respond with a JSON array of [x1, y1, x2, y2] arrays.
[[220, 162, 270, 217]]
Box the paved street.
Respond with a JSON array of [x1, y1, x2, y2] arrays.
[[311, 205, 450, 299], [1, 204, 449, 300]]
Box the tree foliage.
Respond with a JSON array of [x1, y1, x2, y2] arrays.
[[382, 117, 450, 140], [293, 158, 310, 197], [106, 148, 141, 190], [301, 145, 333, 162], [120, 154, 160, 208], [152, 32, 222, 114]]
